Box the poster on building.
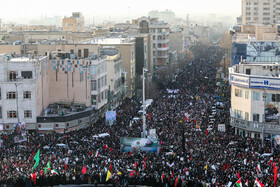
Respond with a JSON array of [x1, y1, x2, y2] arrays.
[[106, 111, 116, 125], [265, 102, 280, 124], [14, 122, 27, 143], [120, 138, 159, 153], [272, 135, 280, 148]]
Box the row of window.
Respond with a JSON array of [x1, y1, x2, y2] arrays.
[[234, 109, 260, 122], [91, 75, 107, 91], [234, 89, 261, 101], [6, 91, 31, 99], [8, 71, 32, 81], [91, 91, 108, 105], [0, 108, 32, 119]]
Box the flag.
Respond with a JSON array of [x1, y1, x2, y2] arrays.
[[237, 171, 240, 179], [82, 166, 86, 174], [255, 178, 264, 187], [44, 162, 51, 174], [52, 152, 56, 159], [106, 170, 111, 181], [205, 164, 207, 170], [95, 151, 100, 158], [236, 178, 242, 187], [206, 129, 208, 136], [148, 112, 151, 120], [65, 164, 67, 170], [104, 144, 108, 151], [31, 173, 36, 185], [274, 166, 278, 187], [110, 164, 112, 172], [245, 180, 248, 186], [175, 177, 179, 187], [134, 161, 137, 168], [15, 161, 17, 167], [99, 172, 102, 182], [256, 163, 261, 172], [33, 150, 40, 170], [143, 157, 146, 169], [1, 35, 5, 41], [51, 169, 58, 175]]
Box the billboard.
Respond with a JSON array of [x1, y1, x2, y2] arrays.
[[14, 122, 27, 143], [231, 41, 280, 66], [272, 135, 280, 148], [265, 102, 279, 123], [120, 138, 159, 153]]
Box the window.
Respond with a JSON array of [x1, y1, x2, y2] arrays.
[[91, 95, 96, 105], [234, 109, 243, 119], [245, 112, 249, 121], [8, 71, 18, 81], [253, 92, 260, 101], [235, 89, 243, 98], [24, 110, 32, 118], [0, 88, 1, 100], [246, 69, 251, 75], [23, 91, 31, 99], [91, 80, 97, 91], [6, 92, 16, 99], [253, 114, 259, 122], [0, 107, 2, 119], [245, 91, 249, 99], [7, 111, 17, 118], [21, 71, 32, 79], [271, 94, 280, 102]]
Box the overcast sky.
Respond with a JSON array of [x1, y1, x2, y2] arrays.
[[0, 0, 241, 24]]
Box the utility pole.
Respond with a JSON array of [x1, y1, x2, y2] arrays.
[[142, 68, 148, 138]]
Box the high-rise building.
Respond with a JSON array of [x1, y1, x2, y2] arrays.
[[242, 0, 280, 25]]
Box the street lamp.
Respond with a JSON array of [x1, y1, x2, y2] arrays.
[[142, 68, 148, 138]]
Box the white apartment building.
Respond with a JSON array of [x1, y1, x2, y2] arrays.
[[149, 21, 170, 67], [229, 63, 280, 138], [242, 0, 280, 25], [90, 56, 108, 111], [0, 54, 49, 130]]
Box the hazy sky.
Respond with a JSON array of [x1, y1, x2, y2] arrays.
[[0, 0, 241, 24]]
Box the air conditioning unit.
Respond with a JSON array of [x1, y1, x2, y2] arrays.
[[263, 65, 267, 69]]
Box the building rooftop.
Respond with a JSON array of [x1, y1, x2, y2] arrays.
[[80, 37, 135, 45]]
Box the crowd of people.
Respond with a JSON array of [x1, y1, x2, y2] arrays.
[[0, 44, 279, 187]]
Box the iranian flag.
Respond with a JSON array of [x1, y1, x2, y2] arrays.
[[51, 169, 59, 175], [95, 151, 100, 158], [255, 178, 264, 187], [236, 178, 242, 187], [256, 163, 261, 172]]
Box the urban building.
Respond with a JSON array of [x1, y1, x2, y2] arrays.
[[90, 55, 108, 112], [148, 10, 176, 25], [62, 12, 85, 32], [0, 54, 49, 130], [101, 48, 124, 109], [242, 0, 280, 25], [229, 62, 280, 138]]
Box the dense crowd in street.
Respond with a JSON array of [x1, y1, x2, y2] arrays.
[[0, 44, 279, 187]]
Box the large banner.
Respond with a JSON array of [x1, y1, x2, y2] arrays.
[[120, 138, 159, 153], [265, 102, 279, 123], [14, 122, 27, 143], [106, 111, 116, 125], [272, 135, 280, 148]]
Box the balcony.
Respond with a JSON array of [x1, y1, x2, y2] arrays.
[[230, 117, 280, 134], [157, 47, 169, 51]]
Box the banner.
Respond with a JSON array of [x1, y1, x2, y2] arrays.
[[106, 111, 116, 125], [265, 102, 279, 123], [120, 138, 159, 153], [14, 122, 27, 143]]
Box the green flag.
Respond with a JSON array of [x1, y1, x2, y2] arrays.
[[44, 162, 51, 174], [33, 150, 40, 170], [1, 35, 5, 41]]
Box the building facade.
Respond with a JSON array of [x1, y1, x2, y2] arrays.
[[242, 0, 280, 25], [229, 63, 280, 138], [0, 54, 49, 130]]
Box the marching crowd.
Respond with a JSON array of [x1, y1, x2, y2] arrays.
[[0, 45, 279, 187]]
